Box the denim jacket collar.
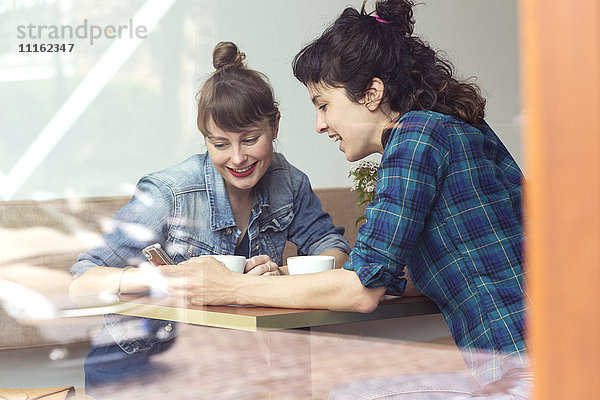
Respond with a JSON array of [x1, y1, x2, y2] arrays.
[[203, 154, 277, 232], [204, 156, 236, 231]]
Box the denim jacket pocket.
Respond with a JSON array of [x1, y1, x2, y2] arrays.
[[258, 206, 294, 233], [170, 236, 217, 261], [258, 207, 294, 265]]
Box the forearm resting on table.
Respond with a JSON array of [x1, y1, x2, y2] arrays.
[[306, 250, 421, 297], [69, 266, 149, 301], [304, 248, 418, 297], [233, 267, 386, 313]]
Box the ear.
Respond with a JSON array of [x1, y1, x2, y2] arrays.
[[364, 77, 385, 111], [271, 112, 281, 140]]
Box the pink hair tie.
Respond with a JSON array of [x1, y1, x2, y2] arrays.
[[373, 14, 391, 24]]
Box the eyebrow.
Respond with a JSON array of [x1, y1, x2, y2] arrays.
[[207, 130, 259, 141], [311, 94, 322, 105]]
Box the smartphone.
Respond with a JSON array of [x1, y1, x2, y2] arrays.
[[142, 243, 175, 266]]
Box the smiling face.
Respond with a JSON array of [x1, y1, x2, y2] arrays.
[[204, 118, 278, 196], [307, 83, 390, 162]]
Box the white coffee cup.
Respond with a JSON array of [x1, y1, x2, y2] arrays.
[[287, 255, 335, 275], [212, 255, 246, 274]]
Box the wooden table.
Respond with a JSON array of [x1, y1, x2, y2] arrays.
[[79, 295, 444, 398], [115, 295, 440, 331]]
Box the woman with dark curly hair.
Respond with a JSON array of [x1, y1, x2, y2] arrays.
[[290, 0, 531, 398]]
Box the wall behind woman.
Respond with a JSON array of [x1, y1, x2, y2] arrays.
[[0, 0, 519, 200]]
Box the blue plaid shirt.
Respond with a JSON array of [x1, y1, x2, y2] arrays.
[[345, 111, 529, 384]]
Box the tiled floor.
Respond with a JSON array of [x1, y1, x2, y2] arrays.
[[84, 323, 467, 400]]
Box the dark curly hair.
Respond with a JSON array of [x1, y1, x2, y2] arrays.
[[292, 0, 486, 144]]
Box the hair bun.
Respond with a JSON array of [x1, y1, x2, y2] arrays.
[[212, 41, 246, 70], [374, 0, 415, 36]]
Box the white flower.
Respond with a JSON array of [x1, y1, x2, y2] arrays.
[[349, 161, 379, 204]]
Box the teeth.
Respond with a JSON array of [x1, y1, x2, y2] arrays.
[[331, 135, 341, 142], [232, 164, 253, 173]]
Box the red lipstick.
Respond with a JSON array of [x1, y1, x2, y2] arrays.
[[227, 162, 258, 178]]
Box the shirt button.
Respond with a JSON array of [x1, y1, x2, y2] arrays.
[[164, 323, 173, 332], [225, 228, 232, 234]]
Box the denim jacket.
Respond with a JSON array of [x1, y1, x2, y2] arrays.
[[71, 152, 350, 353]]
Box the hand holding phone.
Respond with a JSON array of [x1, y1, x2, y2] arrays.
[[142, 243, 175, 266]]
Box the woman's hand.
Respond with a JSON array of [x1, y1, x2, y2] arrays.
[[244, 255, 282, 276], [158, 256, 237, 305]]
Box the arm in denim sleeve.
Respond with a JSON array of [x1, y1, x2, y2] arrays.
[[70, 176, 175, 277], [286, 169, 351, 256], [345, 114, 449, 295]]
